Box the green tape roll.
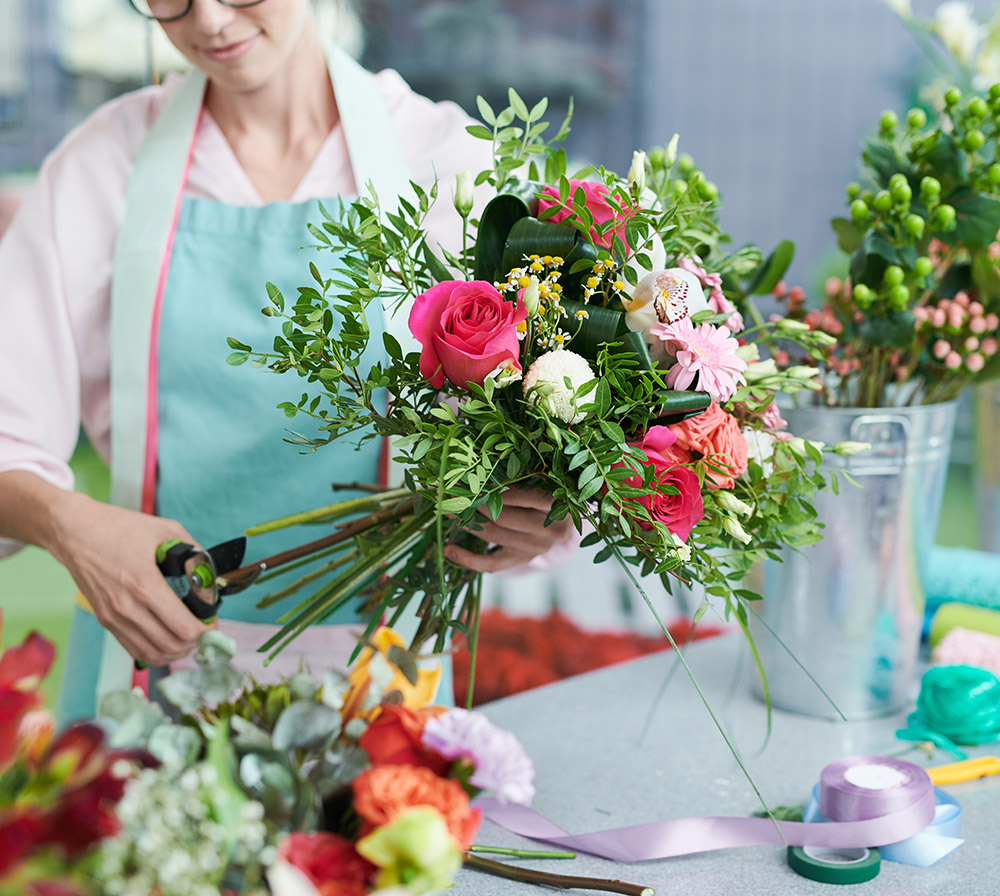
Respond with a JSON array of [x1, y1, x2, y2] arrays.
[[787, 845, 880, 885]]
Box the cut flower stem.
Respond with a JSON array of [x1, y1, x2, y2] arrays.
[[469, 845, 576, 859], [465, 854, 654, 896]]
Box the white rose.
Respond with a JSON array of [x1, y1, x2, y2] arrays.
[[522, 350, 597, 424], [621, 267, 708, 331]]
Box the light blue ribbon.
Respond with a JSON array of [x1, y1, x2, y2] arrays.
[[803, 784, 962, 867]]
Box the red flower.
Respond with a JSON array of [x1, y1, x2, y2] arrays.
[[408, 280, 527, 390], [352, 765, 481, 851], [621, 426, 704, 540], [359, 704, 450, 775], [277, 831, 375, 896], [0, 810, 44, 877], [0, 626, 55, 768], [538, 180, 635, 252]]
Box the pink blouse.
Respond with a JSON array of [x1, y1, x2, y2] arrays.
[[0, 69, 491, 557]]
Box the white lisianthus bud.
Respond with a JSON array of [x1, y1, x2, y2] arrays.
[[775, 318, 811, 332], [811, 331, 838, 346], [627, 150, 647, 194], [621, 267, 708, 332], [743, 427, 776, 476], [745, 359, 779, 382], [722, 517, 752, 545], [716, 492, 753, 517], [664, 133, 680, 168], [736, 343, 760, 363], [522, 275, 541, 317], [670, 531, 691, 562], [486, 358, 523, 389], [933, 1, 983, 65], [522, 350, 597, 424], [831, 440, 872, 456], [453, 170, 475, 217], [786, 437, 826, 458], [786, 365, 821, 382]]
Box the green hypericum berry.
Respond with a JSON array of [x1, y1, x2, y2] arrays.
[[934, 204, 957, 228], [989, 164, 1000, 184], [873, 190, 893, 213], [884, 265, 905, 287], [991, 83, 1000, 100], [847, 182, 862, 200], [881, 110, 899, 132], [862, 190, 875, 205], [702, 180, 720, 199], [678, 153, 695, 173], [915, 256, 934, 277], [673, 180, 689, 195], [945, 87, 962, 107], [905, 214, 926, 237], [891, 180, 912, 203], [853, 284, 875, 306], [969, 97, 989, 119], [850, 199, 870, 222], [965, 130, 986, 151], [889, 284, 911, 310], [647, 148, 666, 168], [907, 108, 928, 129], [889, 173, 908, 191], [920, 175, 942, 196]]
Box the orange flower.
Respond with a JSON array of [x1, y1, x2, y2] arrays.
[[352, 765, 481, 851], [341, 627, 441, 722], [668, 401, 748, 489], [358, 704, 450, 774]]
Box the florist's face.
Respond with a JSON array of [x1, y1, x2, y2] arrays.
[[158, 0, 315, 93]]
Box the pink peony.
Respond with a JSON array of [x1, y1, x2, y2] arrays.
[[650, 318, 748, 402], [621, 427, 704, 541], [408, 280, 527, 390], [537, 180, 634, 252]]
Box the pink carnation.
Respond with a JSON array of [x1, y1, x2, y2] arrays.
[[650, 318, 748, 402]]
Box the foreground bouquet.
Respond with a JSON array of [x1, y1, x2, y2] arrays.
[[6, 623, 628, 896], [230, 90, 849, 679], [773, 79, 1000, 407]]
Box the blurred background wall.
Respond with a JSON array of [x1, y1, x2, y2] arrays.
[[0, 0, 992, 667]]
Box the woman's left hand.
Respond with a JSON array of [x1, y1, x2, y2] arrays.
[[443, 486, 575, 573]]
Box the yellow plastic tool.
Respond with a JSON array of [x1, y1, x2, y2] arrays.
[[927, 756, 1000, 786]]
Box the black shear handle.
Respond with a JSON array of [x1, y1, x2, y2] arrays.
[[155, 540, 219, 621]]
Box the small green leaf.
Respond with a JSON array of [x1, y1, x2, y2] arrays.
[[227, 351, 249, 366]]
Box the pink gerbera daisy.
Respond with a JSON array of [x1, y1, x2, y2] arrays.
[[651, 318, 748, 402]]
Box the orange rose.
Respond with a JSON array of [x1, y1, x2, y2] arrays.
[[359, 704, 450, 774], [668, 401, 748, 489], [352, 765, 481, 851]]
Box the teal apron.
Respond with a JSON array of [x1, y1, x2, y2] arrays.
[[57, 47, 434, 723]]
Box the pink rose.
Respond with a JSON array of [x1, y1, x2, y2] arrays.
[[668, 402, 748, 490], [538, 180, 634, 252], [408, 280, 527, 389], [621, 426, 704, 541]]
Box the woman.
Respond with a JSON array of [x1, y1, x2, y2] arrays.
[[0, 0, 571, 721]]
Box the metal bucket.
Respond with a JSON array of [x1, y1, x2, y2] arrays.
[[748, 401, 957, 719]]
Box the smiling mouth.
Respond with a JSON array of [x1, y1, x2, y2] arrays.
[[201, 34, 259, 62]]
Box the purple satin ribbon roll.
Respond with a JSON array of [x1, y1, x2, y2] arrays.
[[478, 755, 938, 863]]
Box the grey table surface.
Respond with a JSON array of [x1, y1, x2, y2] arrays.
[[455, 632, 998, 896]]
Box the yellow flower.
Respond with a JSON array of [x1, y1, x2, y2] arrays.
[[341, 627, 440, 721]]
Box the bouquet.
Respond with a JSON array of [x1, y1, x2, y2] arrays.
[[6, 621, 661, 896], [229, 90, 852, 686], [777, 17, 1000, 406]]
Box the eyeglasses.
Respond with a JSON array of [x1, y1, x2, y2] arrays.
[[128, 0, 268, 23]]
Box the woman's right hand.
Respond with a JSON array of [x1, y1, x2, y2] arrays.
[[47, 493, 212, 666]]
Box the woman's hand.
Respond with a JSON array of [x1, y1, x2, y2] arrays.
[[443, 485, 574, 573], [49, 494, 212, 666], [0, 471, 211, 667]]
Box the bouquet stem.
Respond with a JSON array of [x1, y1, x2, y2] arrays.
[[464, 855, 654, 896]]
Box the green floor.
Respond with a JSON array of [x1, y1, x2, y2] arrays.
[[0, 444, 982, 708]]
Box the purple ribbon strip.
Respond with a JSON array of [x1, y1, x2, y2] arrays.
[[478, 755, 938, 863]]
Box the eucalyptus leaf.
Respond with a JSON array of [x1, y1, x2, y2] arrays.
[[147, 723, 202, 767], [272, 701, 341, 752], [156, 668, 206, 715], [196, 629, 238, 666]]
